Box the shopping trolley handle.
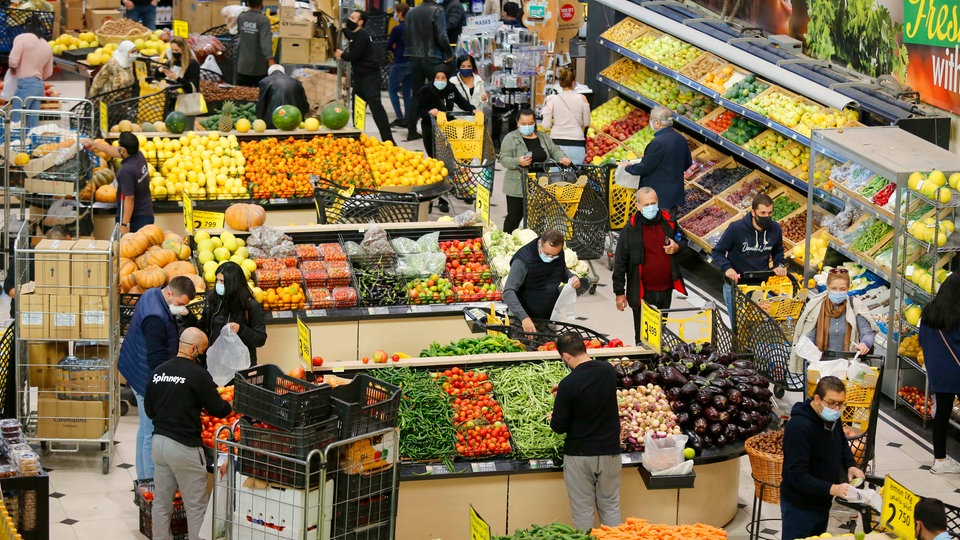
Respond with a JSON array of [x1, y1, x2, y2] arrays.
[[730, 269, 800, 294]]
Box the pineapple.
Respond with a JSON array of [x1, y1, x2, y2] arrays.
[[219, 101, 235, 132]]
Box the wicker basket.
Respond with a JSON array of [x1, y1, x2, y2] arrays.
[[744, 432, 784, 504], [96, 30, 151, 45]]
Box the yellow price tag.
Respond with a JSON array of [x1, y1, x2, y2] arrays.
[[297, 316, 312, 366], [475, 184, 491, 224], [135, 59, 148, 82], [172, 19, 189, 38], [183, 193, 194, 234], [353, 95, 366, 131], [192, 210, 225, 230], [469, 505, 490, 540], [99, 101, 109, 138], [880, 475, 918, 540], [640, 300, 661, 353]]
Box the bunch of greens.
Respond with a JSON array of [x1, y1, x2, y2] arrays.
[[806, 0, 909, 79]]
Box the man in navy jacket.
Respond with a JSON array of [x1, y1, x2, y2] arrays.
[[623, 106, 692, 213]]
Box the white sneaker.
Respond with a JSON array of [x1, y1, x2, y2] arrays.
[[931, 456, 960, 474]]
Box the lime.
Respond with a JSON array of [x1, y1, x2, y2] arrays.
[[683, 448, 695, 460]]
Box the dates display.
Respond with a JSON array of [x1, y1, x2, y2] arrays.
[[683, 205, 734, 237], [697, 166, 753, 193]]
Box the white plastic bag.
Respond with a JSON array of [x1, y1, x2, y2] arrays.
[[206, 325, 250, 385], [1, 71, 17, 101], [200, 55, 223, 77], [794, 335, 823, 363], [550, 282, 578, 321], [614, 159, 641, 189], [807, 358, 848, 380], [847, 359, 875, 386], [641, 433, 688, 473]]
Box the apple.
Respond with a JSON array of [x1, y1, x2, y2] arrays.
[[311, 355, 324, 367], [361, 356, 370, 364], [372, 350, 389, 364], [287, 366, 305, 379]]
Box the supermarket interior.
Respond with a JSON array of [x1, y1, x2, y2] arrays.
[[2, 0, 960, 538]]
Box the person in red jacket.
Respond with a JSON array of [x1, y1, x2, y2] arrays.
[[612, 187, 687, 345]]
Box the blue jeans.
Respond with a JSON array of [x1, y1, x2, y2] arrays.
[[12, 77, 44, 128], [387, 62, 412, 121], [134, 390, 155, 480], [780, 498, 829, 540], [126, 4, 157, 30], [558, 144, 586, 166], [722, 282, 735, 323]]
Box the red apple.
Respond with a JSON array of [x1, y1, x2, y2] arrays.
[[311, 356, 324, 367]]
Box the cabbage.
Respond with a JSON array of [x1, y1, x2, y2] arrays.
[[513, 229, 538, 245], [574, 260, 590, 277], [564, 248, 578, 267], [491, 255, 512, 276]]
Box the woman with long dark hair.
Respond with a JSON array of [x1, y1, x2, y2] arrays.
[[8, 15, 53, 128], [202, 261, 267, 366], [918, 271, 960, 474]]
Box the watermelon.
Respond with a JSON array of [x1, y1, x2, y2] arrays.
[[272, 105, 302, 131], [320, 102, 350, 130], [165, 111, 187, 134]]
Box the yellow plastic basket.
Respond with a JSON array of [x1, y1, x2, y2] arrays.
[[436, 111, 486, 161], [537, 176, 586, 219], [609, 182, 637, 230], [807, 369, 878, 431]]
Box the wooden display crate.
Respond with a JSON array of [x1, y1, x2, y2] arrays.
[[690, 155, 742, 193], [744, 86, 824, 126], [779, 207, 830, 250], [678, 198, 743, 252], [678, 53, 726, 81], [600, 17, 648, 46], [685, 145, 728, 184], [698, 107, 737, 135], [769, 186, 807, 220], [675, 183, 713, 220], [681, 55, 748, 93], [599, 57, 641, 85], [718, 170, 783, 211]]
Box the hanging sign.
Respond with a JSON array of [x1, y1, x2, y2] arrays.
[[879, 475, 918, 540], [99, 102, 109, 138], [474, 184, 491, 224], [297, 316, 312, 366], [640, 300, 662, 353], [173, 19, 189, 38], [469, 505, 491, 540], [353, 95, 366, 131], [183, 193, 224, 233]]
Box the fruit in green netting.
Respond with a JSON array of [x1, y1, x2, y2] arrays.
[[320, 102, 350, 130], [272, 105, 302, 130], [165, 111, 187, 134], [950, 173, 960, 190], [928, 170, 947, 187], [938, 187, 953, 204]]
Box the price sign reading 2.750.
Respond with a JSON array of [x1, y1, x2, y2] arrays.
[[880, 475, 918, 540]]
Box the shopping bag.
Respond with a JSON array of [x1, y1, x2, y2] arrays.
[[175, 92, 208, 116], [794, 335, 823, 363], [200, 54, 223, 76], [1, 70, 17, 101], [641, 433, 688, 473], [206, 325, 250, 385], [614, 159, 641, 189], [550, 281, 578, 321]]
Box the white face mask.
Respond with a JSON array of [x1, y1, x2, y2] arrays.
[[168, 304, 188, 316]]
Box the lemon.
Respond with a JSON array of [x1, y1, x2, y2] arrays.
[[235, 118, 251, 133], [304, 117, 320, 131]]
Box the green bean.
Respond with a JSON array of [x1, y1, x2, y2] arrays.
[[851, 220, 893, 252], [375, 367, 457, 460], [487, 362, 570, 459]]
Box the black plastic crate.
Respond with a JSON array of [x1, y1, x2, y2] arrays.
[[134, 479, 188, 539], [240, 415, 339, 458], [333, 494, 393, 535], [234, 364, 332, 430], [0, 472, 49, 540], [331, 375, 400, 439], [334, 469, 396, 502], [238, 448, 324, 489]]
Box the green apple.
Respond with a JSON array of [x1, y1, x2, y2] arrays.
[[214, 247, 230, 261]]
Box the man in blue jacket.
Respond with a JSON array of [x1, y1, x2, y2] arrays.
[[711, 193, 786, 317], [502, 229, 580, 334], [781, 376, 865, 540], [622, 106, 692, 214], [117, 276, 196, 481]]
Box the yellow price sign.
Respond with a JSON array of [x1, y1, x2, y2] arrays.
[[99, 101, 109, 138], [469, 505, 490, 540], [880, 475, 918, 540], [135, 59, 148, 82], [297, 316, 312, 366], [475, 184, 491, 224], [172, 19, 189, 38], [192, 210, 225, 230], [640, 300, 662, 353], [354, 95, 366, 131], [183, 193, 194, 234]]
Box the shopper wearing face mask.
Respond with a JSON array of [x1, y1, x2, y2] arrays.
[[335, 9, 396, 144], [416, 64, 476, 158], [620, 106, 691, 215], [913, 497, 953, 540], [711, 193, 786, 317], [781, 375, 865, 540], [202, 261, 267, 367], [502, 229, 581, 334], [84, 132, 153, 234], [117, 276, 197, 482], [612, 187, 686, 345], [789, 267, 877, 373], [88, 40, 138, 99]]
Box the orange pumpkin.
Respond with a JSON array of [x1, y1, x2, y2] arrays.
[[133, 266, 167, 289], [120, 232, 149, 259], [225, 203, 267, 231], [119, 258, 137, 279], [140, 224, 165, 246], [129, 285, 145, 294], [184, 273, 206, 293], [120, 273, 137, 292], [162, 238, 191, 260], [95, 184, 117, 203], [164, 232, 183, 244], [163, 261, 197, 279], [136, 246, 177, 269]]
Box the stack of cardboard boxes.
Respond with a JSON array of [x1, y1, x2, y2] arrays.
[[19, 239, 117, 440], [177, 0, 234, 35], [279, 0, 330, 65], [70, 0, 122, 34]]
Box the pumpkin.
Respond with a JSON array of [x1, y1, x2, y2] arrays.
[[91, 168, 115, 187], [225, 203, 267, 231], [162, 238, 191, 260], [95, 184, 117, 203], [129, 285, 145, 295], [120, 232, 149, 259], [164, 232, 182, 244], [136, 246, 177, 269], [184, 273, 206, 293], [163, 261, 197, 279], [133, 266, 167, 289], [79, 182, 94, 201], [119, 258, 137, 279], [140, 224, 165, 246], [120, 273, 137, 292]]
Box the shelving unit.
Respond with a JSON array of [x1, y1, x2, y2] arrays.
[[808, 127, 960, 427]]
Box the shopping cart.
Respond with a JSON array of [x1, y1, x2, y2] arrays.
[[73, 83, 141, 135], [731, 271, 808, 398], [0, 7, 55, 54], [463, 307, 609, 351], [103, 85, 181, 131], [659, 304, 736, 355], [840, 474, 959, 536], [201, 25, 239, 85], [313, 177, 420, 225], [433, 112, 496, 204], [604, 173, 638, 270], [521, 165, 608, 294]]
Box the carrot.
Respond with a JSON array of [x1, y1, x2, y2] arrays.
[[591, 518, 727, 540]]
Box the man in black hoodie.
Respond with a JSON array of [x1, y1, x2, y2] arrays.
[[335, 9, 395, 144], [502, 229, 580, 333], [256, 64, 310, 129], [404, 0, 453, 140], [781, 376, 864, 540], [711, 193, 786, 317]]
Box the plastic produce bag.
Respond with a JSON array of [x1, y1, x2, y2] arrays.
[[390, 236, 420, 255], [206, 326, 250, 386], [807, 358, 848, 381], [794, 335, 823, 363], [550, 282, 578, 321], [847, 359, 876, 387], [1, 71, 17, 101], [396, 253, 447, 276], [614, 159, 641, 189], [416, 232, 440, 252], [641, 433, 688, 473], [453, 210, 483, 226]]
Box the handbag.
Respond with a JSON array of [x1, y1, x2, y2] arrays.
[[941, 330, 960, 369], [175, 91, 207, 116]]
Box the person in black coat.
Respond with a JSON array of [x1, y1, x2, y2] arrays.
[[201, 261, 267, 367], [335, 9, 395, 144], [160, 36, 201, 93], [443, 0, 467, 46], [622, 105, 692, 213], [256, 64, 310, 129], [417, 64, 475, 158]]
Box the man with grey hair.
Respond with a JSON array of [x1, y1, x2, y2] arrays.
[[256, 63, 309, 129], [612, 186, 686, 345], [623, 106, 692, 214]]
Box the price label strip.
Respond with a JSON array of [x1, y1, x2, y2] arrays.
[[640, 300, 662, 353], [192, 210, 225, 230], [469, 505, 491, 540], [879, 475, 918, 540], [183, 192, 194, 234], [297, 316, 312, 366], [354, 95, 366, 131]]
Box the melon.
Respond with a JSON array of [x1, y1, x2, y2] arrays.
[[272, 105, 302, 131], [165, 111, 187, 134], [253, 119, 267, 133], [321, 102, 350, 130]]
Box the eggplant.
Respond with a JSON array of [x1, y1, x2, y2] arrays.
[[715, 433, 728, 446], [693, 417, 708, 434], [700, 343, 715, 356], [735, 382, 752, 394], [620, 376, 634, 388], [717, 352, 737, 365], [738, 411, 752, 425], [732, 376, 753, 385], [713, 368, 731, 379], [749, 385, 764, 398], [676, 412, 691, 426], [703, 434, 716, 447], [696, 388, 714, 405], [692, 375, 712, 387], [749, 411, 763, 424], [631, 372, 646, 386], [737, 424, 751, 438], [757, 402, 772, 413], [755, 388, 773, 401], [666, 387, 682, 401], [658, 365, 688, 387], [731, 368, 758, 377], [701, 362, 725, 374], [713, 394, 729, 410], [688, 402, 702, 418], [724, 423, 739, 441], [756, 375, 770, 386], [626, 361, 644, 376], [747, 375, 765, 386], [670, 362, 691, 377], [640, 370, 658, 386], [670, 399, 687, 414], [731, 360, 756, 369], [758, 415, 772, 429], [708, 421, 723, 436], [614, 363, 627, 378], [704, 406, 720, 421], [741, 396, 758, 409], [685, 430, 703, 451], [709, 378, 732, 389], [726, 388, 743, 405], [717, 410, 730, 425], [680, 381, 699, 398]]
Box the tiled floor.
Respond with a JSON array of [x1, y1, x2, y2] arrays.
[[14, 77, 960, 538]]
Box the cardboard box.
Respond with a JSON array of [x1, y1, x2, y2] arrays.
[[308, 37, 328, 64], [71, 239, 112, 292], [37, 397, 59, 438], [294, 68, 337, 115], [279, 0, 313, 22], [19, 293, 47, 340], [281, 38, 311, 64], [86, 0, 120, 9], [85, 8, 121, 30], [57, 400, 109, 440], [233, 474, 333, 540], [280, 16, 315, 39], [28, 342, 67, 389], [49, 295, 80, 340], [65, 6, 84, 31], [183, 0, 231, 34], [80, 296, 110, 340], [34, 239, 75, 294]]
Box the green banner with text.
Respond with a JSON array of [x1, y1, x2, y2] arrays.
[[903, 0, 960, 47]]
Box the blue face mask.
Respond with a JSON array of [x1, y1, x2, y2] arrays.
[[640, 204, 659, 220], [539, 245, 559, 263], [459, 68, 474, 78], [828, 291, 848, 305], [433, 80, 447, 91], [519, 124, 535, 136], [818, 403, 841, 423], [215, 283, 225, 296]]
